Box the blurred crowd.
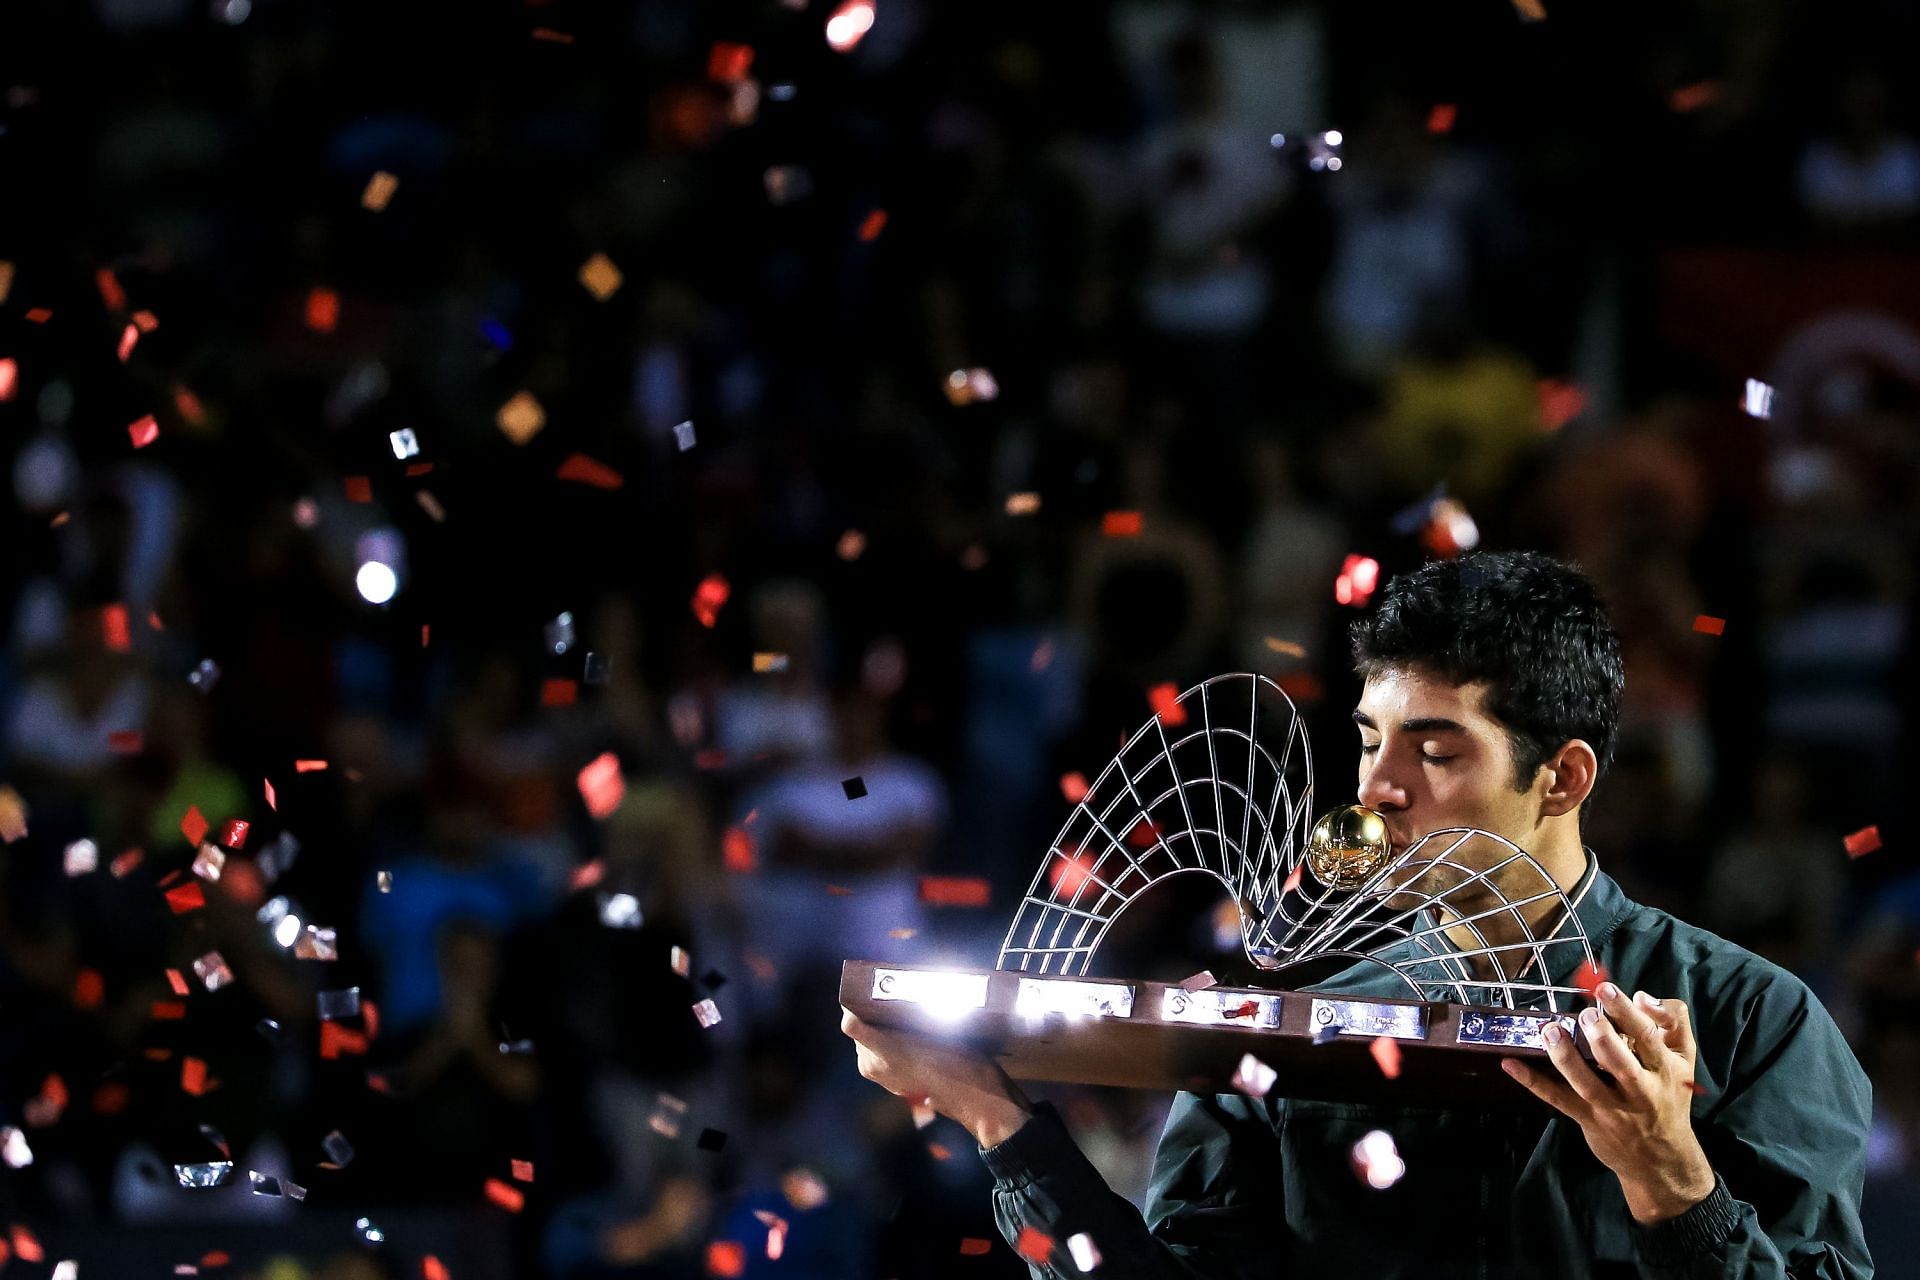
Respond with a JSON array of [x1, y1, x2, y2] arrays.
[[5, 0, 1920, 1274]]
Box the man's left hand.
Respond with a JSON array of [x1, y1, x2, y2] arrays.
[[1502, 982, 1716, 1223]]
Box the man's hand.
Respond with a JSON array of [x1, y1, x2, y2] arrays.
[[841, 1008, 1034, 1148], [1502, 983, 1715, 1223]]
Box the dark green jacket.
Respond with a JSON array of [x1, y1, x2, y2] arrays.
[[982, 857, 1873, 1278]]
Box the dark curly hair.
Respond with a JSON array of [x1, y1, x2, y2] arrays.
[[1349, 551, 1626, 799]]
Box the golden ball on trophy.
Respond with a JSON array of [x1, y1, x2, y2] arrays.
[[1305, 805, 1393, 889]]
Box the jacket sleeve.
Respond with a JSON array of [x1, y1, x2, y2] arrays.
[[981, 1091, 1290, 1280], [1629, 977, 1874, 1280]]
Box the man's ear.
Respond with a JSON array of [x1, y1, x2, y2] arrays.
[[1537, 739, 1599, 819]]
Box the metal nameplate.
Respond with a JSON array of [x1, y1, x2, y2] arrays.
[[1308, 997, 1429, 1041], [1456, 1010, 1574, 1049], [1015, 978, 1136, 1020], [1160, 989, 1283, 1029], [869, 968, 990, 1012]]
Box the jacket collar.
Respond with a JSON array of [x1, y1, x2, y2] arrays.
[[1540, 847, 1636, 990]]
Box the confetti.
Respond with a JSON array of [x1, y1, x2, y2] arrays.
[[1334, 554, 1380, 608], [1178, 971, 1218, 993], [355, 1217, 385, 1245], [1742, 378, 1774, 419], [942, 367, 999, 406], [1005, 492, 1042, 516], [692, 998, 723, 1028], [1015, 1227, 1054, 1264], [294, 758, 328, 773], [1102, 510, 1142, 537], [167, 969, 191, 995], [193, 951, 234, 992], [583, 652, 611, 684], [1573, 960, 1609, 997], [496, 391, 546, 444], [294, 926, 339, 960], [344, 475, 372, 503], [188, 658, 221, 692], [389, 428, 420, 459], [321, 1130, 356, 1167], [119, 322, 140, 361], [1231, 1053, 1278, 1098], [305, 288, 340, 333], [181, 1057, 212, 1096], [1370, 1036, 1403, 1080], [220, 819, 250, 848], [958, 1239, 993, 1257], [25, 307, 51, 323], [510, 1158, 535, 1182], [1350, 1129, 1406, 1189], [858, 209, 889, 242], [695, 571, 729, 629], [597, 892, 644, 928], [1690, 614, 1727, 637], [0, 1128, 31, 1169], [0, 788, 26, 844], [836, 530, 866, 560], [1669, 81, 1721, 114], [173, 384, 207, 426], [1844, 826, 1882, 859], [1537, 379, 1588, 431], [707, 1242, 746, 1277], [1146, 682, 1187, 727], [376, 870, 392, 892], [723, 827, 757, 872], [670, 946, 691, 976], [753, 652, 790, 673], [115, 849, 148, 878], [825, 0, 875, 51], [556, 453, 625, 489], [707, 40, 755, 83], [763, 165, 815, 206], [12, 1228, 43, 1264], [317, 987, 362, 1020], [578, 752, 626, 819], [1511, 0, 1547, 18], [919, 876, 990, 907], [0, 261, 11, 302], [754, 1209, 789, 1259], [649, 1094, 689, 1138], [127, 413, 160, 449], [0, 357, 16, 402], [540, 678, 578, 707], [1067, 1233, 1103, 1271], [361, 171, 399, 211], [174, 1161, 233, 1189], [423, 1258, 450, 1280], [484, 1178, 525, 1212], [63, 839, 98, 876], [1427, 103, 1458, 134], [191, 845, 226, 881], [674, 420, 697, 451], [578, 253, 624, 301]]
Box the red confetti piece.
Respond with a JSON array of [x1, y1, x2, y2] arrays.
[[1668, 81, 1721, 113], [180, 805, 210, 847], [1282, 864, 1304, 895], [557, 454, 625, 489], [101, 603, 132, 651], [362, 171, 400, 211], [422, 625, 431, 647], [151, 1001, 187, 1020], [96, 267, 127, 311], [918, 876, 990, 907], [1148, 682, 1187, 727], [1048, 848, 1095, 895], [1102, 510, 1143, 537], [363, 998, 381, 1039], [1370, 1036, 1402, 1080], [578, 752, 626, 819], [319, 1023, 368, 1059], [423, 1258, 451, 1280], [107, 730, 143, 754], [483, 1178, 525, 1212], [1126, 817, 1162, 849], [25, 308, 51, 324], [305, 287, 340, 333], [691, 573, 731, 628], [167, 968, 190, 995], [858, 209, 889, 242], [706, 1242, 747, 1277], [1427, 103, 1458, 134], [181, 1056, 211, 1096], [295, 759, 328, 773], [118, 322, 139, 362], [344, 475, 372, 503], [532, 27, 575, 43], [540, 678, 579, 707], [1015, 1227, 1054, 1264], [927, 1142, 951, 1161], [1060, 772, 1089, 804], [220, 819, 250, 849], [1573, 960, 1609, 997], [93, 1081, 130, 1115], [264, 778, 277, 811], [12, 1225, 43, 1263], [708, 41, 755, 83], [958, 1238, 993, 1257], [569, 859, 605, 891], [1334, 554, 1380, 608], [201, 1251, 231, 1268], [723, 826, 758, 873], [74, 969, 104, 1009], [1537, 379, 1588, 431], [0, 357, 16, 402], [173, 384, 207, 426], [1844, 826, 1883, 859], [1692, 615, 1726, 636], [132, 309, 159, 333], [511, 1158, 534, 1182]]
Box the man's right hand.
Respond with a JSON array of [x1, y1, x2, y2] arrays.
[[841, 1007, 1035, 1148]]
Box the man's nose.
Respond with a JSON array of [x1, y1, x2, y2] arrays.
[[1358, 756, 1409, 811]]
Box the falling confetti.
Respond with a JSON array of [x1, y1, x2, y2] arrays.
[[1844, 826, 1882, 859], [958, 1239, 993, 1257], [824, 0, 875, 51], [1005, 492, 1042, 516], [316, 987, 362, 1020], [361, 171, 399, 211], [1693, 615, 1726, 636], [484, 1178, 525, 1212], [707, 1242, 747, 1277], [496, 391, 546, 445], [698, 1128, 727, 1152], [1334, 554, 1380, 607], [753, 652, 790, 673], [1742, 378, 1774, 419], [1231, 1053, 1278, 1098], [578, 253, 624, 301], [1350, 1129, 1407, 1189], [1060, 772, 1089, 803], [578, 752, 626, 819], [63, 840, 97, 876], [389, 428, 420, 459], [858, 209, 889, 242], [1370, 1036, 1403, 1080], [1427, 103, 1458, 134], [556, 453, 625, 489], [321, 1130, 356, 1167], [305, 288, 340, 333], [1067, 1233, 1103, 1271], [692, 998, 723, 1028], [1015, 1227, 1054, 1264], [174, 1161, 234, 1189], [674, 420, 697, 451], [691, 573, 731, 628], [181, 1057, 212, 1096], [942, 368, 999, 405], [918, 876, 990, 907], [128, 414, 159, 449], [597, 892, 644, 928], [1573, 960, 1609, 997], [188, 658, 221, 692], [1101, 510, 1143, 537], [193, 951, 232, 992], [0, 357, 16, 402], [1178, 971, 1218, 993], [836, 530, 867, 560]]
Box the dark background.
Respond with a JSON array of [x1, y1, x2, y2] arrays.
[[3, 0, 1919, 1274]]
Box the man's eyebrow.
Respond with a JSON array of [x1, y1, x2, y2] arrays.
[[1351, 710, 1467, 735]]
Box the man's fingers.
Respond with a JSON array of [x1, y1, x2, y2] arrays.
[[1544, 1022, 1609, 1106], [1633, 992, 1698, 1064]]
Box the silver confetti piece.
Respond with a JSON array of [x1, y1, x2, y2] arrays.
[[317, 987, 361, 1021], [545, 611, 576, 656], [583, 652, 611, 685], [673, 421, 696, 452], [322, 1130, 355, 1166], [188, 658, 221, 693], [597, 892, 644, 929], [355, 1216, 385, 1245], [192, 951, 233, 992], [174, 1161, 234, 1189], [389, 428, 420, 459]]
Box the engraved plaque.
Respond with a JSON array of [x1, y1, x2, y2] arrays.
[[1308, 997, 1429, 1041], [1160, 989, 1283, 1030], [1457, 1010, 1573, 1049]]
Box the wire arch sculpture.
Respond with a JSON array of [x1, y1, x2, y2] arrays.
[[996, 674, 1595, 1013]]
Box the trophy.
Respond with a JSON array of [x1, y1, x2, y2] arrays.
[[841, 674, 1598, 1106]]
